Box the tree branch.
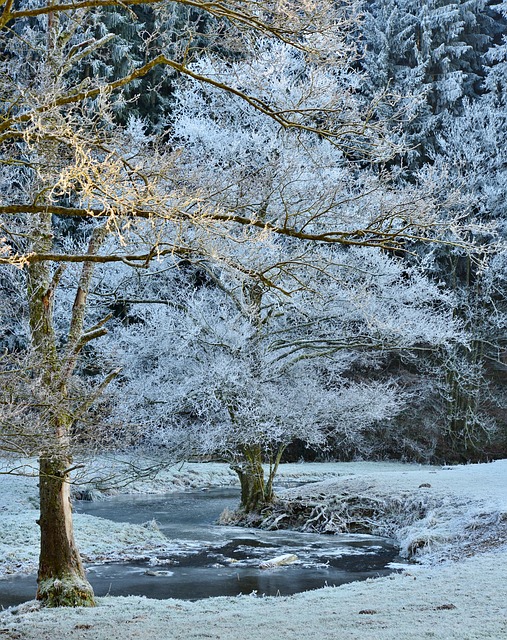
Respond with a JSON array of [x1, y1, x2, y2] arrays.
[[1, 0, 327, 44], [0, 204, 465, 255], [72, 367, 122, 424]]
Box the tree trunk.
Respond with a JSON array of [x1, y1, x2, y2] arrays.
[[36, 451, 95, 606], [27, 212, 95, 607], [233, 444, 274, 513], [231, 285, 275, 514], [444, 341, 484, 459], [236, 467, 266, 513]]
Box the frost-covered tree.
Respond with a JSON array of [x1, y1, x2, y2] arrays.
[[358, 0, 506, 454], [99, 237, 462, 513], [106, 285, 401, 514], [361, 0, 501, 165], [483, 1, 507, 108]]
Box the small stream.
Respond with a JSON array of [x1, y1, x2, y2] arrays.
[[0, 487, 402, 608]]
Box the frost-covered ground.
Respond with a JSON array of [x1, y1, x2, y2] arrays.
[[1, 458, 506, 639]]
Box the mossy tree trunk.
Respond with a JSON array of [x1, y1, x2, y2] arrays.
[[233, 445, 267, 513], [229, 282, 289, 514], [232, 443, 286, 513], [231, 283, 270, 514], [26, 212, 107, 606], [36, 449, 95, 606]]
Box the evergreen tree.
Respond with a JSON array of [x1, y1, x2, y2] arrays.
[[361, 0, 500, 166]]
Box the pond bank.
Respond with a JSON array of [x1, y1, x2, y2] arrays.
[[1, 550, 506, 640], [1, 459, 506, 639]]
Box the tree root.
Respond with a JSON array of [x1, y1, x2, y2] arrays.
[[258, 492, 432, 538], [36, 575, 95, 608]]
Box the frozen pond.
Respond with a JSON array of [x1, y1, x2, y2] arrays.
[[0, 487, 402, 607]]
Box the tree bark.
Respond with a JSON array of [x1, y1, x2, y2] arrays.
[[444, 340, 484, 459], [36, 451, 95, 606], [27, 212, 95, 607], [233, 444, 275, 513]]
